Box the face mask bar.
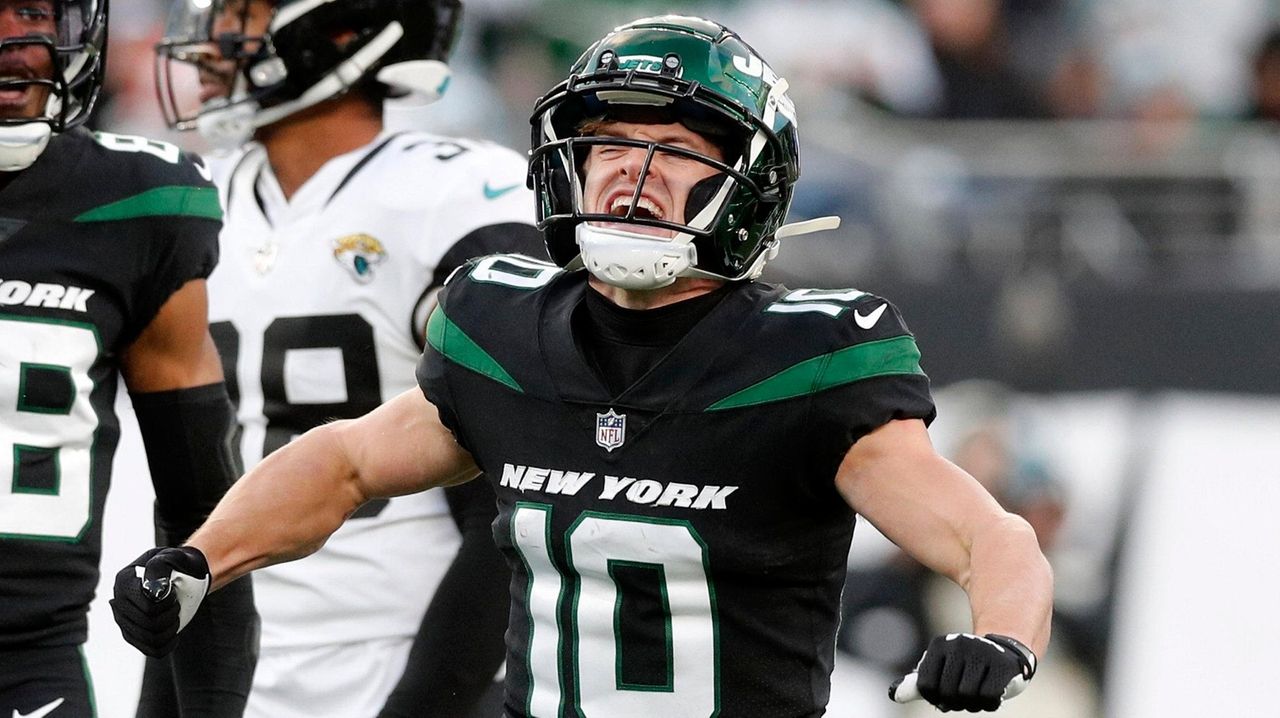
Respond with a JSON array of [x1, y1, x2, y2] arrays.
[[0, 37, 57, 127], [154, 0, 263, 129], [57, 0, 93, 47], [0, 0, 100, 131], [532, 133, 777, 240], [532, 65, 795, 178]]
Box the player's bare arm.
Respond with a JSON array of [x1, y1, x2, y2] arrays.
[[120, 279, 224, 391], [836, 417, 1050, 709], [113, 277, 261, 714], [190, 388, 479, 591], [835, 417, 1053, 655]]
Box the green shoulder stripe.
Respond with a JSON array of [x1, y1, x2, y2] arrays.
[[74, 186, 222, 222], [707, 335, 924, 411], [426, 306, 523, 393]]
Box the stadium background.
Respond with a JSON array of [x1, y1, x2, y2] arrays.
[[86, 0, 1279, 716]]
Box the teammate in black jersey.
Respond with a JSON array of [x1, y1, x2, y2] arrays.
[[113, 15, 1053, 717], [0, 1, 255, 717]]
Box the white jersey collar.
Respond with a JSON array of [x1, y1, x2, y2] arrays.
[[252, 131, 398, 224]]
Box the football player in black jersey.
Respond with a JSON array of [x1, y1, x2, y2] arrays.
[[0, 0, 256, 717], [113, 15, 1053, 717]]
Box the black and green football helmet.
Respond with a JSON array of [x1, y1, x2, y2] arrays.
[[528, 15, 807, 290]]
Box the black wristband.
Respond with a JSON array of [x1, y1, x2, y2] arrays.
[[131, 383, 240, 545], [983, 633, 1037, 679]]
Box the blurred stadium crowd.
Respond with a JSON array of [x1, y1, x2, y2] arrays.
[[86, 1, 1280, 717], [106, 0, 1280, 132], [102, 0, 1280, 296]]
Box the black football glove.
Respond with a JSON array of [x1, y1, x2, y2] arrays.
[[109, 546, 211, 657], [889, 633, 1037, 712]]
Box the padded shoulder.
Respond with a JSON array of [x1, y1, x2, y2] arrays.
[[755, 285, 917, 351], [428, 254, 564, 387], [73, 130, 221, 222], [384, 132, 527, 190], [441, 253, 563, 295], [698, 283, 927, 411]]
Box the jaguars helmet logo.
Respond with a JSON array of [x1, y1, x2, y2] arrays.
[[332, 234, 387, 283]]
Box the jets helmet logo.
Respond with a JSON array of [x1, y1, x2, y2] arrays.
[[332, 234, 387, 283], [595, 409, 626, 452], [616, 54, 683, 77]]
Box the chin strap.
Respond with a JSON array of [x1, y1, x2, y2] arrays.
[[775, 215, 841, 239], [0, 123, 52, 171], [738, 215, 841, 280], [199, 21, 408, 147], [252, 21, 403, 128], [576, 215, 843, 290], [380, 60, 452, 132], [377, 59, 452, 105]]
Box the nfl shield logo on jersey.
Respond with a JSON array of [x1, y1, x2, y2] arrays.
[[596, 409, 626, 452], [332, 233, 387, 283]]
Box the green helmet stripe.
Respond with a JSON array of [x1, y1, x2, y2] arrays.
[[706, 336, 925, 411]]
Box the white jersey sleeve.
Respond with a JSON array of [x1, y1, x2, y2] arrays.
[[405, 135, 537, 266], [366, 134, 545, 346]]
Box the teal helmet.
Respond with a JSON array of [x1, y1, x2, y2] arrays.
[[528, 15, 801, 289]]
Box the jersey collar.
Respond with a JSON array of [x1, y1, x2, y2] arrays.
[[539, 271, 751, 410], [251, 131, 402, 223]]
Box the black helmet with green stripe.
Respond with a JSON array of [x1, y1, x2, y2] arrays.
[[528, 15, 802, 289]]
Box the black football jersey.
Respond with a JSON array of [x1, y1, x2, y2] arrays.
[[417, 254, 936, 718], [0, 128, 221, 648]]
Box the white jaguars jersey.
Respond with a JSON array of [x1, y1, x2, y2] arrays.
[[206, 131, 537, 648]]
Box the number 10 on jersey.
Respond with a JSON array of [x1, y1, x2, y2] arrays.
[[512, 504, 721, 716]]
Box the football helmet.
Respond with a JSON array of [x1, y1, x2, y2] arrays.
[[155, 0, 460, 146], [529, 15, 812, 290], [0, 0, 107, 170]]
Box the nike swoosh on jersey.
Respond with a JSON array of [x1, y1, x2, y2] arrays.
[[483, 182, 520, 200], [854, 304, 887, 329], [13, 697, 65, 718]]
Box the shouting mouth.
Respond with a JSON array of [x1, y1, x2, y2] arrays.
[[594, 190, 674, 237], [0, 73, 42, 115]]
